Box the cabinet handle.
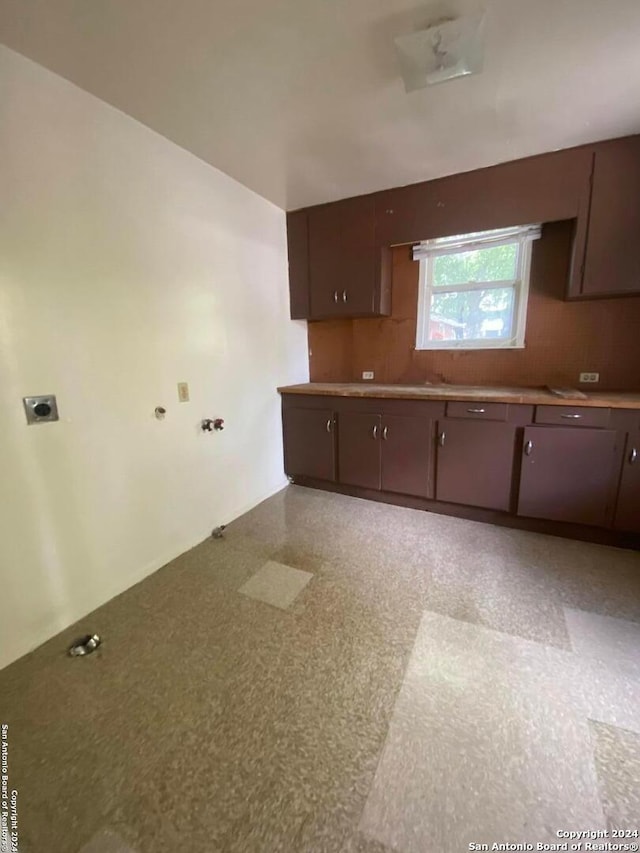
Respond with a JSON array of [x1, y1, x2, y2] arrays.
[[382, 426, 388, 440], [560, 413, 582, 419], [326, 418, 332, 433], [342, 290, 348, 303], [333, 291, 339, 303], [630, 447, 638, 464], [372, 424, 378, 439], [467, 408, 486, 414], [524, 440, 533, 456], [439, 431, 446, 447]]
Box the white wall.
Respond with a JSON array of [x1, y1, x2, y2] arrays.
[[0, 46, 308, 671]]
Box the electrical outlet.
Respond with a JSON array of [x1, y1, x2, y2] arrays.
[[362, 371, 375, 380], [177, 382, 190, 402], [579, 372, 599, 383]]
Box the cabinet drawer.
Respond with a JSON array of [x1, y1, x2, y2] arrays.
[[534, 406, 610, 428], [446, 401, 508, 421]]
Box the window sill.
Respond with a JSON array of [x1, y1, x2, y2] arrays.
[[415, 343, 526, 352]]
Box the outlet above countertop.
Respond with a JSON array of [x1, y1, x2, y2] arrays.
[[277, 382, 640, 410]]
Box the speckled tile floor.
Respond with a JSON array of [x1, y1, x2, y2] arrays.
[[1, 485, 639, 853]]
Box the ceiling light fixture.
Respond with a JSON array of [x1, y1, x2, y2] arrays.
[[394, 13, 485, 93]]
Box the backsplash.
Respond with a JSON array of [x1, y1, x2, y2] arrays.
[[308, 221, 640, 391]]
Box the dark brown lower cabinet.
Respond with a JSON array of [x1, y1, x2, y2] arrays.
[[435, 419, 518, 511], [380, 414, 432, 498], [337, 410, 432, 496], [281, 394, 639, 546], [283, 407, 336, 481], [614, 435, 640, 532], [517, 426, 617, 526], [338, 412, 382, 489]]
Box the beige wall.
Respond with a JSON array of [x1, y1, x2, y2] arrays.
[[0, 46, 308, 670]]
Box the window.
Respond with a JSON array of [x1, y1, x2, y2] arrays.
[[414, 224, 541, 350]]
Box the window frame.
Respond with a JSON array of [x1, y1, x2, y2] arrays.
[[414, 225, 540, 351]]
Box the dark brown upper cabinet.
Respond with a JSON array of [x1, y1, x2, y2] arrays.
[[374, 148, 593, 247], [286, 210, 310, 320], [288, 195, 391, 321], [286, 134, 640, 319], [568, 136, 640, 298]]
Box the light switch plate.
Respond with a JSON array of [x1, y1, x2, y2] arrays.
[[177, 382, 190, 402]]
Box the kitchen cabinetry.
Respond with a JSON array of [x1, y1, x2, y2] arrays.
[[435, 419, 518, 511], [286, 210, 310, 319], [283, 406, 336, 482], [287, 133, 640, 318], [380, 414, 432, 498], [338, 412, 381, 490], [337, 410, 432, 497], [374, 147, 592, 247], [572, 136, 640, 298], [280, 389, 640, 546], [533, 405, 610, 428], [305, 195, 391, 319], [517, 426, 617, 526], [614, 435, 640, 533]]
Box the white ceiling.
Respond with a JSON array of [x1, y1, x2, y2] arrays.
[[2, 0, 640, 210]]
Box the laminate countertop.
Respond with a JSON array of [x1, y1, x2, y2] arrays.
[[278, 382, 640, 410]]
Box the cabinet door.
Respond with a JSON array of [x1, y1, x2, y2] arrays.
[[518, 427, 617, 526], [308, 196, 377, 318], [380, 415, 432, 498], [286, 210, 309, 319], [614, 436, 640, 533], [338, 412, 381, 489], [435, 419, 517, 511], [283, 407, 336, 481], [581, 137, 640, 296]]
